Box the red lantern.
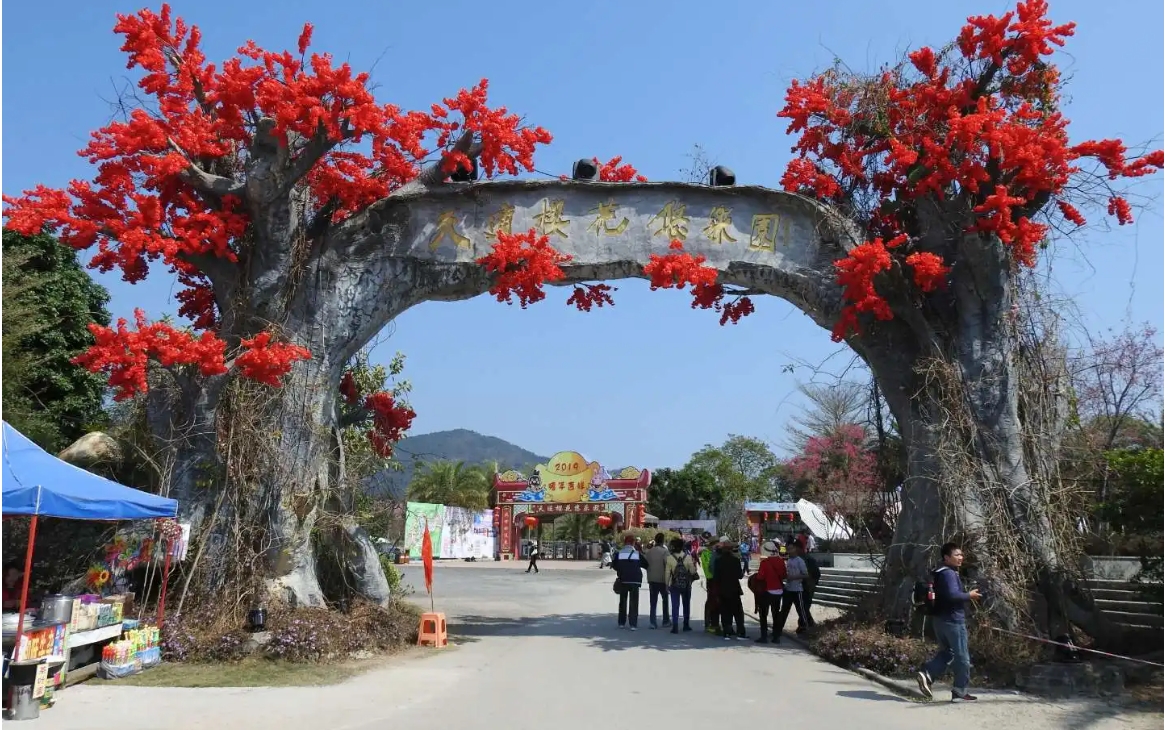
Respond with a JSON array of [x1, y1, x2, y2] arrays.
[[597, 515, 612, 528], [788, 513, 796, 522], [524, 515, 539, 528], [762, 511, 769, 522]]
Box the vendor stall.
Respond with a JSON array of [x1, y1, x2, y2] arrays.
[[1, 422, 178, 720]]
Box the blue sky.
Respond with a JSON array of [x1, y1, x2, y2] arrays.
[[4, 0, 1163, 470]]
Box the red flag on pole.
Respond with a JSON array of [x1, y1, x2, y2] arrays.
[[422, 517, 434, 599]]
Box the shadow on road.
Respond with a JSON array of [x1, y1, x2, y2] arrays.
[[836, 689, 910, 703], [450, 613, 810, 653]]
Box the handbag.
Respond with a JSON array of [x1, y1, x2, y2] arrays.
[[613, 578, 622, 594]]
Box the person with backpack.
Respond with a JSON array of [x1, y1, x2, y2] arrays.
[[611, 535, 649, 630], [665, 538, 697, 633], [916, 542, 980, 703], [750, 540, 788, 643], [798, 547, 821, 633]]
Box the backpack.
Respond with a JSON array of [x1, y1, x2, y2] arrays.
[[913, 567, 947, 615], [671, 555, 693, 590], [803, 554, 821, 585], [747, 573, 765, 594]]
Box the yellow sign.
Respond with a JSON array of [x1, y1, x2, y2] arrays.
[[429, 211, 471, 251], [486, 203, 515, 242], [534, 199, 570, 238], [536, 451, 600, 504], [648, 201, 690, 240], [748, 213, 780, 252], [703, 206, 737, 244], [588, 200, 630, 236]]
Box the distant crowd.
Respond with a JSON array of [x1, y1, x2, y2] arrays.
[[602, 532, 819, 643]]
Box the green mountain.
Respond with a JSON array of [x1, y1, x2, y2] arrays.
[[364, 429, 548, 499]]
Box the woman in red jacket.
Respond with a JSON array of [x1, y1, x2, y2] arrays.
[[754, 541, 788, 643]]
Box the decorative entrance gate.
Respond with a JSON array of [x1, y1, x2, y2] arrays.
[[492, 450, 651, 560]]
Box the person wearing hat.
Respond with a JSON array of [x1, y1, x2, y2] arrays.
[[774, 538, 814, 639], [711, 535, 746, 640], [753, 540, 788, 643]]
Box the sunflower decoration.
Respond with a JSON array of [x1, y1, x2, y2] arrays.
[[86, 564, 111, 592]]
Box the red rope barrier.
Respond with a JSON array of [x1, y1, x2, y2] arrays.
[[991, 627, 1164, 667]]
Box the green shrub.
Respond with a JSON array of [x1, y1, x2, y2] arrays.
[[379, 554, 408, 597]]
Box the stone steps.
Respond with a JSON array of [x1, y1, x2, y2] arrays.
[[811, 569, 1164, 628]]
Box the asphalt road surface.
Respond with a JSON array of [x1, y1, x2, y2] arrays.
[[29, 560, 1163, 729]]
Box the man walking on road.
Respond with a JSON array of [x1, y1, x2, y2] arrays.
[[612, 535, 649, 630], [773, 539, 813, 642], [525, 541, 540, 574], [645, 533, 672, 629], [739, 537, 752, 575], [917, 542, 980, 703]]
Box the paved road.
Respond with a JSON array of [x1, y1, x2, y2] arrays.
[[29, 561, 1162, 729]]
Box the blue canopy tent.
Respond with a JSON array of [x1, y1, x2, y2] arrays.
[[1, 421, 179, 661]]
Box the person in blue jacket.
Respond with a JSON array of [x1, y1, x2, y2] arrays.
[[917, 542, 981, 703], [611, 535, 649, 630]]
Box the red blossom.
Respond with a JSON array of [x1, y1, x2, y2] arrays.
[[476, 228, 570, 308], [2, 4, 553, 410], [785, 424, 882, 522], [339, 372, 360, 405], [594, 156, 648, 183], [72, 309, 228, 401], [567, 283, 616, 311], [904, 252, 949, 292], [777, 0, 1162, 339], [363, 392, 416, 458], [642, 240, 755, 325], [233, 332, 312, 387]]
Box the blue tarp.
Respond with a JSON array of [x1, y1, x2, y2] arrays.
[[1, 422, 178, 520]]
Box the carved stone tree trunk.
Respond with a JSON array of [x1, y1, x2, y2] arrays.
[[841, 201, 1126, 645]]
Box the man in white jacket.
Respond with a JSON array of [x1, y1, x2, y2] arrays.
[[773, 539, 814, 642]]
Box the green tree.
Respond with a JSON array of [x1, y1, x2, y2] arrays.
[[407, 461, 491, 511], [647, 466, 721, 519], [686, 435, 779, 502], [2, 230, 111, 451], [1094, 449, 1164, 534]]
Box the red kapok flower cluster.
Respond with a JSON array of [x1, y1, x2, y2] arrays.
[[72, 311, 312, 400], [339, 372, 360, 405], [233, 332, 312, 387], [778, 0, 1162, 340], [643, 241, 755, 325], [477, 229, 571, 308], [3, 5, 556, 413], [363, 392, 416, 458], [73, 309, 228, 401], [595, 156, 649, 183]]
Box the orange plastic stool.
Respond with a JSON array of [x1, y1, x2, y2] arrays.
[[417, 612, 448, 648]]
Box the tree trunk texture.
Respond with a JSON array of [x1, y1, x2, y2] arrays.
[[855, 217, 1127, 645]]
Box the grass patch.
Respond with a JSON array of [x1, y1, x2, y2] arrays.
[[108, 653, 414, 688]]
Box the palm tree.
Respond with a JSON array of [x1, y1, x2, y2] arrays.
[[407, 461, 491, 510]]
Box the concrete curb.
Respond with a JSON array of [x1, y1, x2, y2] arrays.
[[852, 667, 927, 701], [739, 596, 926, 702]]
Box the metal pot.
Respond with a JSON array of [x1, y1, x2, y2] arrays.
[[39, 594, 74, 625]]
